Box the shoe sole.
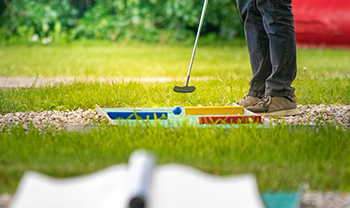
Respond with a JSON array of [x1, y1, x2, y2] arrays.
[[263, 108, 301, 116]]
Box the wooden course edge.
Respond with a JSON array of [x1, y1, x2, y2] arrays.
[[95, 104, 117, 125]]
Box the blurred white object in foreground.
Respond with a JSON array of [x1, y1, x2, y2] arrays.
[[10, 150, 265, 208]]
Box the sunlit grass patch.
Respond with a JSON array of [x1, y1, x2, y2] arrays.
[[1, 76, 350, 114], [0, 45, 349, 78], [1, 124, 349, 193]]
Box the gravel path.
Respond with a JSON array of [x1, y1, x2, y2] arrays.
[[301, 192, 350, 208], [0, 108, 105, 131], [2, 192, 350, 208], [1, 105, 350, 130], [0, 195, 11, 208], [269, 104, 350, 128]]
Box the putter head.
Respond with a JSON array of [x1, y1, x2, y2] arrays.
[[173, 86, 196, 93]]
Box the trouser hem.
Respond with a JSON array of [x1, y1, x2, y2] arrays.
[[247, 91, 265, 97], [265, 91, 294, 97]]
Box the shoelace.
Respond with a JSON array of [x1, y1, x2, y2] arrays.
[[255, 96, 272, 107]]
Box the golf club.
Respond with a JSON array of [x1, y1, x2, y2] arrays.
[[173, 0, 209, 93]]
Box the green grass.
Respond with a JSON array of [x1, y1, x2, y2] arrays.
[[1, 45, 350, 194], [0, 77, 350, 114], [0, 45, 251, 77], [0, 45, 349, 77], [1, 125, 350, 194]]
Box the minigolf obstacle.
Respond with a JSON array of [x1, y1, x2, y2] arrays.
[[199, 115, 262, 124], [96, 104, 269, 127], [184, 106, 244, 115], [107, 112, 168, 120]]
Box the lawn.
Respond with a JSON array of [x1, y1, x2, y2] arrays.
[[0, 78, 349, 114], [0, 45, 349, 78], [1, 125, 349, 194], [1, 45, 350, 194]]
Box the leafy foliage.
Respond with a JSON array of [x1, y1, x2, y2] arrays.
[[0, 0, 244, 44], [1, 0, 78, 43]]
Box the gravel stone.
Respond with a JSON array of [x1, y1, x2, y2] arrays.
[[0, 194, 12, 208], [301, 192, 350, 208], [1, 105, 350, 131], [0, 108, 105, 131], [267, 105, 350, 128]]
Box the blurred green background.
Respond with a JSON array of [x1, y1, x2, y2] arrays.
[[0, 0, 244, 45]]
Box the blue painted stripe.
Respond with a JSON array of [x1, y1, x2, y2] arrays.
[[107, 112, 168, 120]]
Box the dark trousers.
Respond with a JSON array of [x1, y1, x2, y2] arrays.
[[236, 0, 297, 97]]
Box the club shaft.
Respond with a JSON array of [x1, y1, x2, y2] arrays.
[[185, 0, 209, 86]]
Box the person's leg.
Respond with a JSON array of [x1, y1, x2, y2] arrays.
[[257, 0, 297, 97], [236, 0, 272, 98]]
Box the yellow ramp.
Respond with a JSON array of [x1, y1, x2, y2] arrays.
[[185, 106, 244, 115]]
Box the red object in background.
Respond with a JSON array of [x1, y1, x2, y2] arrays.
[[198, 115, 262, 125], [293, 0, 350, 49]]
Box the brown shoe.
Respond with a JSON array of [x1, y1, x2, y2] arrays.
[[235, 95, 261, 107], [246, 96, 300, 116]]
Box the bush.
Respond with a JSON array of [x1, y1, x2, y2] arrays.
[[0, 0, 244, 44], [0, 0, 78, 44]]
